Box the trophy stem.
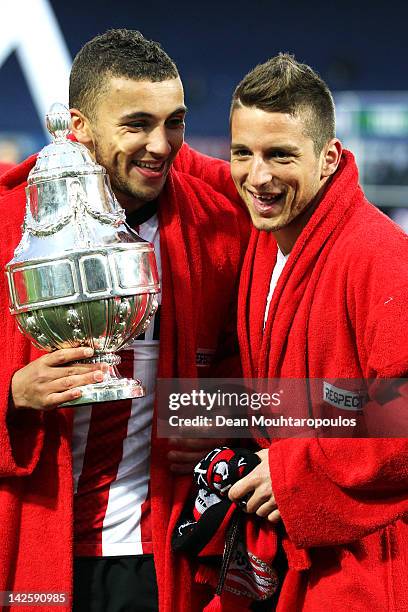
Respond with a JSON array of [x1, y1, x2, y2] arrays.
[[60, 353, 145, 407]]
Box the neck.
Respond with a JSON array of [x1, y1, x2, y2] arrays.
[[114, 189, 145, 214], [274, 204, 316, 255], [274, 178, 331, 255]]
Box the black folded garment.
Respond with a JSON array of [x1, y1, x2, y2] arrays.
[[172, 447, 260, 556]]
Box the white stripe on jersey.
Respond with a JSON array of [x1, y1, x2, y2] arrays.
[[73, 214, 161, 557], [101, 343, 158, 555]]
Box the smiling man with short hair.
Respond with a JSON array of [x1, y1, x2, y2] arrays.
[[69, 34, 186, 211], [228, 54, 408, 610], [230, 54, 341, 251]]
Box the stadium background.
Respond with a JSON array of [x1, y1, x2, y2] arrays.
[[0, 0, 407, 223]]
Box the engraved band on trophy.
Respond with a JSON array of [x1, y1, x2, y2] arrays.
[[5, 103, 160, 406]]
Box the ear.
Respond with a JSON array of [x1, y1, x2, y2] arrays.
[[320, 138, 342, 178], [70, 108, 95, 154]]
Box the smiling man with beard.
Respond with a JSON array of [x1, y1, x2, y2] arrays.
[[227, 54, 408, 611], [0, 29, 249, 612]]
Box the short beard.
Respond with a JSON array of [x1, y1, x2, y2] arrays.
[[109, 171, 148, 203], [93, 142, 152, 206]]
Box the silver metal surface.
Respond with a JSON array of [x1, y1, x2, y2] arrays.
[[5, 103, 160, 405]]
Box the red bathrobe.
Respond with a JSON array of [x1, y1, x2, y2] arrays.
[[0, 144, 249, 612], [238, 150, 408, 611], [0, 162, 14, 176]]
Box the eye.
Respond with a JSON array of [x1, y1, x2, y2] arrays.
[[270, 150, 288, 158], [268, 149, 293, 162], [231, 148, 252, 158], [126, 121, 147, 130], [166, 117, 185, 128]]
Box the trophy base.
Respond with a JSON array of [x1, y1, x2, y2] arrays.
[[60, 377, 145, 407]]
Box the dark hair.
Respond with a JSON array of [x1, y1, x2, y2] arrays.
[[231, 53, 335, 153], [69, 29, 179, 117]]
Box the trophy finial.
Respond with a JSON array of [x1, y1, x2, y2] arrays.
[[46, 103, 71, 142]]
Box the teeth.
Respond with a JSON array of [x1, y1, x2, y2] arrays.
[[253, 193, 280, 202], [134, 161, 163, 170]]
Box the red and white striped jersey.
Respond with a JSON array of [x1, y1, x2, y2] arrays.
[[72, 214, 160, 557]]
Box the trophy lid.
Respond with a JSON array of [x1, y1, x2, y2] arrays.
[[28, 103, 105, 185]]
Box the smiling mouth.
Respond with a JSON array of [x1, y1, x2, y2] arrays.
[[247, 190, 285, 214], [132, 160, 167, 177]]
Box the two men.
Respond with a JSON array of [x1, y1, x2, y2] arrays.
[[228, 55, 408, 610], [2, 28, 407, 611], [0, 30, 248, 612]]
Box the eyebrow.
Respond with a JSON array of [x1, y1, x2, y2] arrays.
[[231, 143, 301, 154], [231, 143, 249, 150], [120, 106, 188, 122]]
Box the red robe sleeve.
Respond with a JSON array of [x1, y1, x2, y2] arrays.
[[173, 144, 250, 380], [0, 180, 45, 477], [365, 285, 408, 378], [270, 437, 408, 548], [0, 320, 45, 477], [0, 162, 14, 177], [173, 142, 242, 206]]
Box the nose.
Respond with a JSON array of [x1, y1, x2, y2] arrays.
[[145, 126, 172, 158], [247, 158, 272, 190]]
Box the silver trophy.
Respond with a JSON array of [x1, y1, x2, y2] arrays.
[[5, 103, 160, 406]]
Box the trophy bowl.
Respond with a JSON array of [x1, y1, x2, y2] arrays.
[[5, 103, 160, 406]]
